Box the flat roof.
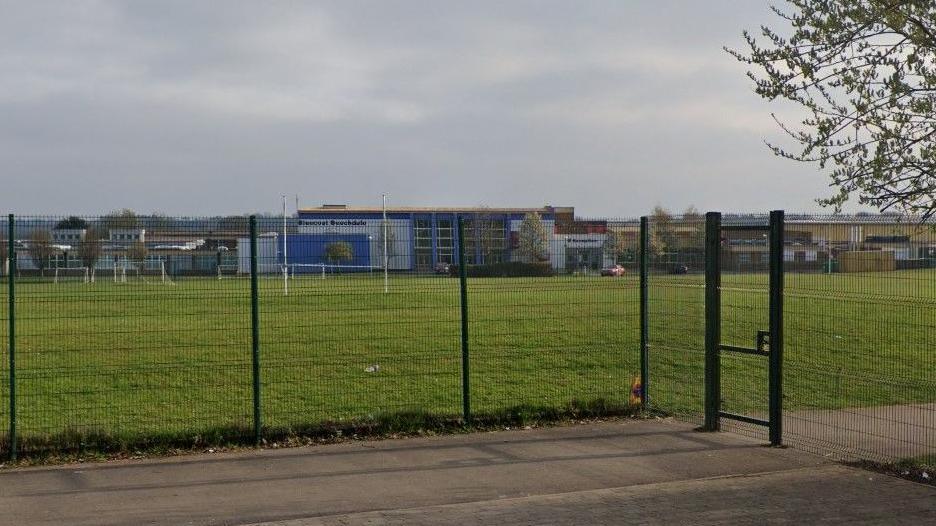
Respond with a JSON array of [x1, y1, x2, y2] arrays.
[[299, 205, 574, 214]]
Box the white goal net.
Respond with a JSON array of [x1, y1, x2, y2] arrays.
[[217, 263, 240, 279], [54, 267, 90, 284], [115, 261, 171, 284], [286, 263, 382, 279]]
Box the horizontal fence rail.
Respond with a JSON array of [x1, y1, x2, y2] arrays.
[[0, 211, 932, 470]]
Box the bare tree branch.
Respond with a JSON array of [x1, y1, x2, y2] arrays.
[[728, 0, 936, 221]]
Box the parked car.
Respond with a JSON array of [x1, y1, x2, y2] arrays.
[[600, 264, 626, 277], [434, 262, 451, 275]]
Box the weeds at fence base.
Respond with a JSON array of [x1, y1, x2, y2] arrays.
[[0, 398, 639, 467], [845, 456, 935, 486]]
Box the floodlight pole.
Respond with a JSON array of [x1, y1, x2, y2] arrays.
[[283, 195, 288, 296], [382, 193, 389, 294]]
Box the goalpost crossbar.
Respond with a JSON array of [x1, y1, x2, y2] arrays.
[[286, 263, 382, 279], [217, 264, 240, 279], [54, 267, 90, 284], [115, 261, 171, 284]]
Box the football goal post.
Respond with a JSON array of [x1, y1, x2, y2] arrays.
[[217, 263, 240, 279], [54, 267, 90, 284], [115, 261, 170, 284], [158, 260, 171, 283], [286, 263, 381, 280]]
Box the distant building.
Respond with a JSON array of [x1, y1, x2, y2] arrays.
[[51, 228, 86, 244], [109, 228, 146, 244], [284, 204, 612, 272]]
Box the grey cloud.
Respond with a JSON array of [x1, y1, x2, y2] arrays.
[[0, 0, 863, 216]]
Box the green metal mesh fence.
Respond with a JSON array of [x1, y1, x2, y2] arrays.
[[253, 216, 463, 432], [644, 213, 706, 423], [468, 219, 640, 417], [1, 215, 255, 454], [643, 212, 935, 464], [715, 214, 774, 443], [0, 211, 932, 467], [779, 215, 935, 463]]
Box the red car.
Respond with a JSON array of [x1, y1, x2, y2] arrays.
[[600, 264, 626, 277]]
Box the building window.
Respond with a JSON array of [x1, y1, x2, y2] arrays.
[[414, 219, 432, 270], [484, 220, 506, 263], [866, 235, 909, 243], [463, 217, 506, 264], [436, 219, 454, 264], [462, 219, 477, 264]]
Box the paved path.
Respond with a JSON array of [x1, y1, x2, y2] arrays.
[[717, 403, 936, 460], [0, 419, 932, 525], [785, 403, 936, 460]]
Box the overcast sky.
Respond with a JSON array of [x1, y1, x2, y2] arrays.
[[0, 1, 870, 217]]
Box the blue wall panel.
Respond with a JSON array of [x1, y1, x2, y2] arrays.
[[286, 234, 372, 271]]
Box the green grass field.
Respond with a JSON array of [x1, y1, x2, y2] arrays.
[[0, 269, 933, 455]]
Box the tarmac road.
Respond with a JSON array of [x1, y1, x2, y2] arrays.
[[1, 419, 932, 525]]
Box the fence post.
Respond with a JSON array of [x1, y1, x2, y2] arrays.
[[457, 217, 471, 423], [703, 212, 721, 431], [7, 214, 16, 461], [639, 216, 649, 411], [249, 215, 262, 445], [768, 210, 784, 446]]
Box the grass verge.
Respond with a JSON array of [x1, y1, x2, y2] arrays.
[[0, 398, 639, 468]]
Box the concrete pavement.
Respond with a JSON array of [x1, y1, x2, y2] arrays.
[[0, 419, 932, 525], [254, 465, 933, 525], [785, 402, 936, 460]]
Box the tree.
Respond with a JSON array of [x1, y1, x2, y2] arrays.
[[683, 206, 702, 222], [603, 229, 619, 265], [325, 241, 354, 264], [602, 229, 632, 265], [460, 207, 506, 264], [517, 212, 549, 263], [28, 230, 55, 276], [127, 240, 149, 273], [77, 227, 105, 272], [55, 216, 88, 230], [649, 206, 676, 261], [102, 208, 139, 230], [727, 1, 936, 220], [475, 207, 506, 263], [683, 206, 705, 249]]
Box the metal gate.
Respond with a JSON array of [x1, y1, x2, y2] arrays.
[[702, 210, 784, 446]]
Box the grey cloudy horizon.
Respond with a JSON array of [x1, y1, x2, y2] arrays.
[[0, 1, 871, 218]]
